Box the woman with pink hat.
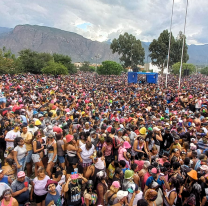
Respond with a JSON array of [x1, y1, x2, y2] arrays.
[[105, 181, 121, 205], [118, 141, 131, 168], [66, 134, 79, 178]]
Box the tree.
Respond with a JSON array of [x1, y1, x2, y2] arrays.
[[110, 32, 145, 68], [171, 62, 195, 75], [149, 30, 174, 74], [149, 30, 189, 74], [53, 53, 76, 74], [200, 67, 208, 75], [17, 49, 51, 73], [89, 66, 96, 72], [80, 61, 91, 72], [41, 61, 68, 75], [0, 47, 16, 74], [97, 61, 123, 75], [171, 31, 189, 64]]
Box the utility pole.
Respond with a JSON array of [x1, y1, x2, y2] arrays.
[[131, 44, 133, 70], [179, 0, 189, 89], [165, 0, 175, 88]]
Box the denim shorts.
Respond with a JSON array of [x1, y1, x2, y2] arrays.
[[48, 153, 57, 163], [32, 153, 41, 163], [26, 150, 33, 163], [17, 156, 26, 173], [0, 97, 6, 104], [57, 155, 65, 163]]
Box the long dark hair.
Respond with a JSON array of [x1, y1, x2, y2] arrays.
[[146, 131, 153, 144], [169, 177, 180, 194], [14, 137, 23, 148]]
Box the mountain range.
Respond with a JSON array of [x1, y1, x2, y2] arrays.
[[0, 24, 207, 65]]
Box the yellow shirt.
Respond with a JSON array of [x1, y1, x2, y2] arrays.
[[21, 132, 33, 151], [171, 143, 181, 152], [50, 110, 57, 117], [108, 163, 115, 179]]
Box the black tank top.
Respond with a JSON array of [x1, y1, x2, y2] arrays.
[[33, 140, 41, 154]]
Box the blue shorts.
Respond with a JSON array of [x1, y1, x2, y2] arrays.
[[17, 156, 26, 173], [26, 150, 33, 163], [57, 155, 65, 163], [0, 97, 6, 104]]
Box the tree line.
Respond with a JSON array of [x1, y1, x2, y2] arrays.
[[0, 29, 197, 75], [0, 47, 124, 75]]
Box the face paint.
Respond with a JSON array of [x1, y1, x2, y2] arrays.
[[4, 191, 11, 201]]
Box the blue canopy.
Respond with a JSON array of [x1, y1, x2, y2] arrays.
[[128, 72, 158, 84]]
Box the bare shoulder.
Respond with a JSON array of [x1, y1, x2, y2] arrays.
[[12, 198, 19, 206]]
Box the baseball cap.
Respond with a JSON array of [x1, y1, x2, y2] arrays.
[[153, 127, 160, 132], [127, 184, 139, 193], [200, 165, 208, 171], [17, 171, 25, 178]]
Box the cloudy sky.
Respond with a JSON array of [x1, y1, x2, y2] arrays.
[[0, 0, 207, 44]]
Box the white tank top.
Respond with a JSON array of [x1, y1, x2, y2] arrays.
[[95, 157, 105, 170], [164, 188, 177, 206], [79, 140, 85, 147], [67, 150, 77, 157]]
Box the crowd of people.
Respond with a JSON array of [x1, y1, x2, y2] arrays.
[[0, 72, 208, 206]]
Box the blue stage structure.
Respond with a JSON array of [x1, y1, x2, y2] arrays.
[[128, 72, 158, 84]]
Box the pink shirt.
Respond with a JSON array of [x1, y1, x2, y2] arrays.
[[118, 147, 127, 161], [158, 158, 169, 166], [142, 172, 151, 191], [134, 160, 144, 171]]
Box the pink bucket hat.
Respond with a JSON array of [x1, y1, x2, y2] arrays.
[[112, 181, 121, 188], [66, 134, 74, 143], [123, 141, 131, 149]]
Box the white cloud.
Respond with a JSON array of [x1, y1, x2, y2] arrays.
[[0, 0, 207, 44]]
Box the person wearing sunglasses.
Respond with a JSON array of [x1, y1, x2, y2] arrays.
[[32, 131, 45, 176], [84, 180, 98, 206]]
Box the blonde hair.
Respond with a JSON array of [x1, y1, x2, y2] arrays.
[[152, 146, 158, 151], [37, 166, 45, 174]]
